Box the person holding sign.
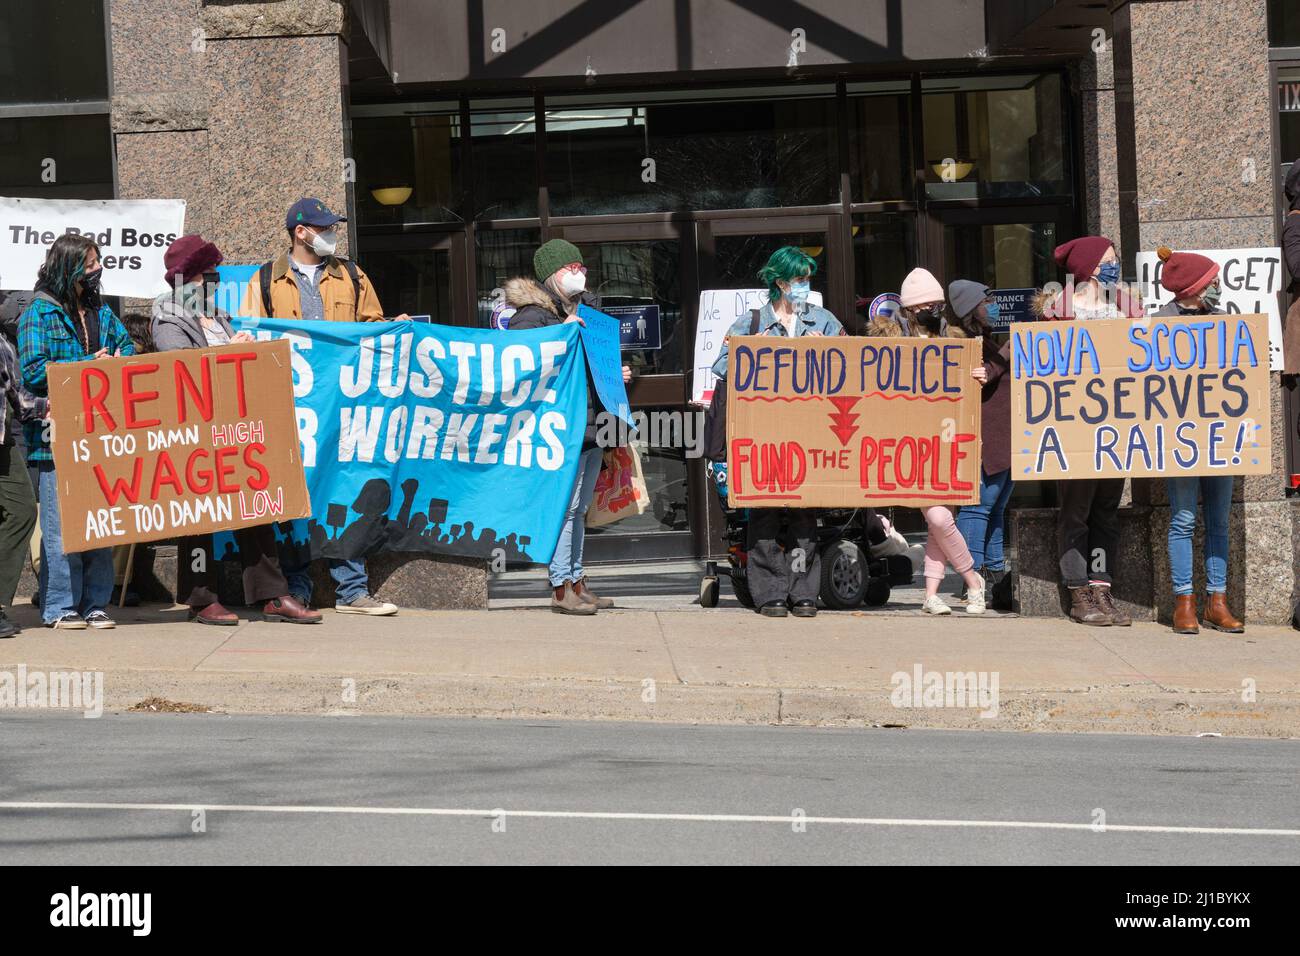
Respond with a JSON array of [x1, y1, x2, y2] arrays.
[[505, 239, 633, 615], [18, 234, 135, 629], [709, 247, 844, 618], [949, 280, 1015, 611], [1031, 237, 1138, 627], [867, 269, 987, 615], [153, 235, 322, 625], [1283, 162, 1300, 378], [1152, 247, 1244, 635]]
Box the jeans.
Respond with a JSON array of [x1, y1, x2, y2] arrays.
[[549, 446, 603, 587], [955, 468, 1014, 571], [284, 557, 369, 605], [1166, 475, 1233, 595], [32, 461, 113, 623]]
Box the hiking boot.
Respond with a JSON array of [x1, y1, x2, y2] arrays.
[[337, 594, 398, 616], [1068, 587, 1110, 626], [573, 578, 614, 609], [1172, 594, 1199, 635], [262, 595, 323, 624], [1093, 585, 1131, 626], [552, 583, 596, 615], [1203, 592, 1244, 633]]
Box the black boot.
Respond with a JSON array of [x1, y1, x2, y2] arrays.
[[988, 569, 1014, 611], [0, 607, 18, 639]]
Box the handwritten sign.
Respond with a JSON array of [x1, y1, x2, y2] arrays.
[[726, 336, 982, 508], [691, 288, 821, 406], [576, 303, 635, 428], [48, 340, 310, 552], [1009, 316, 1272, 480]]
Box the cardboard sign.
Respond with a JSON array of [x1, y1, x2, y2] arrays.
[[1009, 315, 1272, 480], [48, 340, 310, 552], [691, 288, 822, 406], [1136, 248, 1284, 370], [726, 336, 982, 508]]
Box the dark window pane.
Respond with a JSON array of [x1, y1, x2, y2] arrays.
[[352, 106, 462, 226], [0, 0, 107, 104], [1271, 0, 1300, 46], [848, 82, 913, 202], [943, 221, 1057, 290], [0, 114, 113, 198], [922, 74, 1068, 200], [712, 233, 830, 302], [477, 227, 540, 327], [851, 213, 916, 331], [546, 87, 839, 214], [362, 246, 454, 324], [586, 412, 690, 537], [469, 102, 538, 220], [571, 239, 682, 375], [1280, 69, 1300, 185]]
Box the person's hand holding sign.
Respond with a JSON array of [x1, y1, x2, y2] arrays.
[[972, 365, 988, 384], [231, 331, 255, 344], [92, 347, 111, 360], [622, 365, 632, 384]]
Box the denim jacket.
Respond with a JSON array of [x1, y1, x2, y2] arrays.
[[711, 302, 845, 379]]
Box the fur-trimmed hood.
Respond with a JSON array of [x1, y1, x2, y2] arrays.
[[503, 276, 561, 315], [1030, 288, 1060, 319]]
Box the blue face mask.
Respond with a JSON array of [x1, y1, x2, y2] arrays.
[[983, 300, 1001, 324], [786, 279, 811, 303], [1097, 261, 1121, 285]]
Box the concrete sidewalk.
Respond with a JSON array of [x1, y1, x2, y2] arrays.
[[1, 589, 1297, 737]]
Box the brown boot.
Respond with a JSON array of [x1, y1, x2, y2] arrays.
[[1093, 585, 1131, 626], [1203, 592, 1244, 633], [552, 582, 596, 616], [262, 595, 323, 624], [1172, 594, 1199, 635], [573, 578, 613, 609], [190, 601, 238, 626], [1069, 586, 1110, 626]]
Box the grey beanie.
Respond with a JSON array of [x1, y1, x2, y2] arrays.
[[948, 280, 991, 321]]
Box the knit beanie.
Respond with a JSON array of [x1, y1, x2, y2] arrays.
[[1053, 236, 1113, 281], [164, 234, 223, 286], [533, 239, 583, 282], [1157, 247, 1219, 299], [948, 280, 991, 320], [899, 267, 945, 307]]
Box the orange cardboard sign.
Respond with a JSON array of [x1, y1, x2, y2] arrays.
[[725, 335, 982, 508], [48, 339, 310, 552]]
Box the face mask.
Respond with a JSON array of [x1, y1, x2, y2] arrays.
[[79, 266, 103, 294], [560, 270, 587, 295], [1199, 283, 1222, 309], [1096, 261, 1121, 285], [786, 279, 811, 303], [917, 304, 944, 324], [983, 300, 1001, 324], [305, 227, 337, 257]]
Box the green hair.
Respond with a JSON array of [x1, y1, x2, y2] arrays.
[[758, 246, 817, 303]]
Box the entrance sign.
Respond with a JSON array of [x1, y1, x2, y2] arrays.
[[989, 288, 1036, 330], [48, 340, 310, 553], [726, 336, 982, 508], [1009, 315, 1272, 480], [691, 288, 822, 406], [605, 303, 662, 350]]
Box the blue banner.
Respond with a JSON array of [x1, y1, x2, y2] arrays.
[[576, 303, 635, 428], [230, 317, 588, 564]]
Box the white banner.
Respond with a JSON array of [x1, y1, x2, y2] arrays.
[[1137, 247, 1284, 371], [690, 288, 822, 406], [0, 197, 186, 299]]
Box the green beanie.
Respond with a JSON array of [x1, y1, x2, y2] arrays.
[[534, 238, 583, 282]]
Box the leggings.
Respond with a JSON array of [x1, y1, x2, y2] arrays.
[[923, 506, 976, 583]]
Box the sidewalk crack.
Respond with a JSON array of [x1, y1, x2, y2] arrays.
[[654, 612, 685, 685], [191, 623, 245, 671], [1089, 633, 1172, 693]]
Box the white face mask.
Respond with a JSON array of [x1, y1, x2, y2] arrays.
[[304, 227, 337, 257], [560, 270, 587, 295]]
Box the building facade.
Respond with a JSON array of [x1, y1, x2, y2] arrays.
[[4, 0, 1299, 620]]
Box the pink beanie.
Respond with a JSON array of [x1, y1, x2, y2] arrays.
[[899, 268, 945, 307]]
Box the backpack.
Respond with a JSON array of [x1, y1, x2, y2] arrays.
[[260, 257, 361, 318], [703, 308, 761, 462]]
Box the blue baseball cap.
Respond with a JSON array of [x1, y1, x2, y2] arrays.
[[286, 197, 346, 230]]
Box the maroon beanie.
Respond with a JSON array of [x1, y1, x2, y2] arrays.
[[1053, 236, 1114, 281], [164, 234, 223, 286], [1156, 246, 1219, 299]]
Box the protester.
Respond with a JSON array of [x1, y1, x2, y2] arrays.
[[1152, 247, 1243, 635], [0, 284, 45, 638], [867, 268, 986, 615], [241, 198, 399, 616], [156, 235, 322, 624], [949, 280, 1014, 611], [710, 246, 843, 618], [505, 238, 632, 615], [1032, 236, 1136, 626], [19, 234, 134, 629]]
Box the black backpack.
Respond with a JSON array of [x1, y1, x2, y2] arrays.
[[703, 308, 761, 462], [260, 257, 361, 318]]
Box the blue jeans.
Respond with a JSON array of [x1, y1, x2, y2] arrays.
[[284, 557, 369, 605], [33, 462, 113, 623], [549, 447, 603, 587], [955, 468, 1014, 571], [1167, 475, 1232, 595]]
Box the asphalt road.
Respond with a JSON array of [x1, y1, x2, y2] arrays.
[[2, 714, 1298, 864]]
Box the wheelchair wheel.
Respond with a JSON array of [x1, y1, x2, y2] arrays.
[[820, 539, 867, 610], [731, 569, 756, 609], [700, 575, 720, 608]]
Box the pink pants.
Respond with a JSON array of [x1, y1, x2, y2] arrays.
[[923, 507, 975, 583]]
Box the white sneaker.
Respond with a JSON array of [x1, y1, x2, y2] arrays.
[[965, 575, 986, 615], [921, 595, 952, 615]]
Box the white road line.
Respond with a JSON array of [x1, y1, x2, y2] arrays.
[[0, 802, 1297, 836]]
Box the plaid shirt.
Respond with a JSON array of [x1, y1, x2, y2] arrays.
[[18, 295, 135, 462]]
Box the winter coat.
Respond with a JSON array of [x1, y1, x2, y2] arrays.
[[151, 290, 238, 351], [1282, 210, 1300, 374], [239, 252, 385, 322], [1030, 284, 1142, 321]]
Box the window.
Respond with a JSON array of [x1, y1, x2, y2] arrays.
[[0, 0, 108, 105], [477, 227, 540, 327], [851, 213, 916, 329], [1271, 0, 1300, 47], [545, 86, 839, 215], [469, 99, 538, 220], [943, 221, 1057, 291], [361, 246, 454, 324], [1280, 68, 1300, 180], [848, 81, 913, 203], [352, 102, 462, 226], [0, 114, 113, 199], [922, 73, 1068, 200]]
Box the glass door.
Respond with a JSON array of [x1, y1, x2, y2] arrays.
[[357, 231, 469, 324]]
